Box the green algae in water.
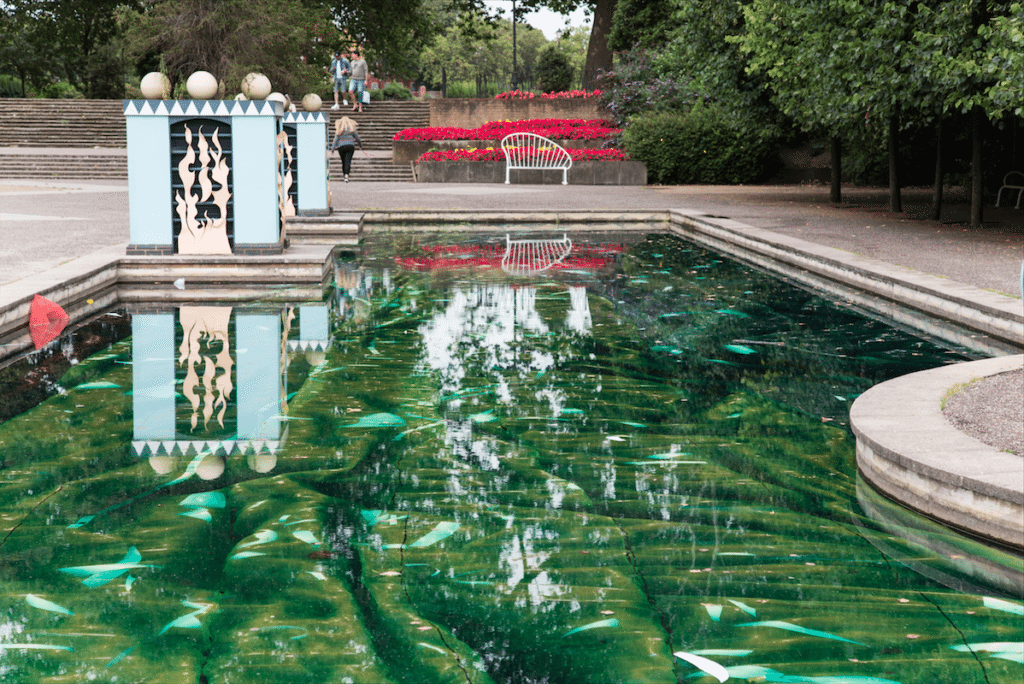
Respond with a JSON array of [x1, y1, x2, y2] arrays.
[[0, 232, 1020, 684]]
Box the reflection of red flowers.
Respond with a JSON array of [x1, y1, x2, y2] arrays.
[[395, 242, 625, 271], [494, 89, 601, 100], [394, 118, 620, 141], [417, 148, 629, 163]]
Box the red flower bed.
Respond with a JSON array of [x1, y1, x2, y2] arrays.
[[394, 118, 620, 142], [494, 89, 601, 100], [416, 147, 629, 163]]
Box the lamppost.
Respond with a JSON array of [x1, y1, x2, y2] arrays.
[[510, 0, 519, 90]]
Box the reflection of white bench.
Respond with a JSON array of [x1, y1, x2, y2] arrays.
[[996, 171, 1024, 209], [501, 132, 572, 185], [501, 233, 573, 275]]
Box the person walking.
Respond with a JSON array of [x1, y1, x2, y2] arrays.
[[331, 116, 363, 182], [348, 51, 368, 113], [326, 50, 350, 109]]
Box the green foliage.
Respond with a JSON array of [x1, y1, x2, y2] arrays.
[[84, 42, 126, 99], [607, 0, 675, 51], [442, 79, 509, 98], [37, 81, 84, 99], [0, 75, 22, 98], [622, 103, 776, 185], [598, 49, 703, 127], [535, 44, 573, 93], [121, 0, 330, 97], [381, 82, 413, 100]]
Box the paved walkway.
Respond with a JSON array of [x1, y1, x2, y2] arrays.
[[3, 180, 1021, 295]]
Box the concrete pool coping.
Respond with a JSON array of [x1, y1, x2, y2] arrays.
[[1, 207, 1021, 552]]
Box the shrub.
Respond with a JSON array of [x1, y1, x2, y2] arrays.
[[382, 82, 412, 100], [622, 103, 775, 184], [536, 45, 574, 94], [0, 75, 23, 98], [38, 81, 84, 99], [597, 48, 704, 127]]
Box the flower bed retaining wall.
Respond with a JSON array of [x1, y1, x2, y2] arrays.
[[414, 160, 647, 185], [393, 139, 604, 164], [428, 99, 603, 128]]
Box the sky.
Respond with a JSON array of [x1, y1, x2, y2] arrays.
[[483, 2, 593, 40]]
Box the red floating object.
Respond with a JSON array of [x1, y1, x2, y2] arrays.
[[29, 294, 69, 349]]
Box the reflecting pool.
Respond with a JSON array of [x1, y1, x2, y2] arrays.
[[1, 231, 1021, 684]]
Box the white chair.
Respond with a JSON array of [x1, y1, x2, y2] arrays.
[[995, 171, 1024, 209], [501, 132, 572, 185]]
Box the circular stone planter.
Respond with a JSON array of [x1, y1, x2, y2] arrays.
[[414, 160, 646, 185], [850, 354, 1024, 551]]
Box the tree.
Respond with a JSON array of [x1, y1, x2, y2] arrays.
[[536, 44, 573, 92], [418, 16, 546, 91], [122, 0, 333, 97], [0, 11, 51, 96], [607, 0, 675, 52], [7, 0, 133, 96]]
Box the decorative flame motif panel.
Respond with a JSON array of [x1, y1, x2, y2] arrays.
[[170, 119, 233, 254]]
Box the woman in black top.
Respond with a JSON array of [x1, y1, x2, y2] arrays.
[[331, 116, 363, 182]]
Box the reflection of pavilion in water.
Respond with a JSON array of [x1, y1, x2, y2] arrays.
[[130, 304, 331, 477]]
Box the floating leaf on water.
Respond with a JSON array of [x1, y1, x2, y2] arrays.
[[951, 642, 1023, 654], [418, 642, 447, 654], [26, 594, 74, 616], [703, 603, 723, 621], [408, 522, 461, 548], [342, 412, 406, 429], [471, 410, 497, 423], [67, 515, 95, 529], [813, 677, 904, 683], [691, 649, 752, 657], [619, 421, 646, 428], [717, 552, 755, 557], [715, 309, 750, 318], [991, 652, 1024, 663], [59, 547, 159, 586], [158, 613, 202, 635], [648, 452, 694, 459], [179, 508, 212, 522], [291, 530, 321, 546], [563, 618, 619, 638], [180, 491, 226, 509], [125, 575, 136, 591], [306, 571, 327, 580], [728, 599, 757, 617], [723, 344, 757, 355], [0, 643, 74, 652], [739, 620, 866, 646], [74, 381, 122, 390], [982, 597, 1024, 616], [672, 651, 729, 683], [238, 529, 278, 548], [251, 625, 308, 640], [559, 408, 585, 416], [230, 551, 267, 560], [106, 647, 133, 667]]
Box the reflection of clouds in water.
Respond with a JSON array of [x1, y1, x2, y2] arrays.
[[601, 460, 617, 500], [499, 526, 565, 611]]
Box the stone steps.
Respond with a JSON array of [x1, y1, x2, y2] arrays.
[[0, 98, 429, 180]]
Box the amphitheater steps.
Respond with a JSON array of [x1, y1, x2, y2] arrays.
[[0, 98, 429, 182]]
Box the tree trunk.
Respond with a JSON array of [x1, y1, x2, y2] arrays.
[[888, 113, 901, 213], [930, 118, 943, 221], [583, 0, 617, 90], [971, 106, 984, 227], [830, 135, 842, 203]]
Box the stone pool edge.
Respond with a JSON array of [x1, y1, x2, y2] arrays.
[[850, 355, 1024, 551]]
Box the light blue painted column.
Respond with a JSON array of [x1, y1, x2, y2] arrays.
[[124, 103, 172, 250], [288, 112, 330, 215], [235, 313, 281, 441], [131, 313, 176, 442], [299, 305, 329, 343], [233, 109, 283, 248]]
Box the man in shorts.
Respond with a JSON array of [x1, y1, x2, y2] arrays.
[[348, 50, 368, 113], [327, 51, 350, 109]]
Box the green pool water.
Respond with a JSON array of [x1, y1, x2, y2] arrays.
[[0, 231, 1021, 684]]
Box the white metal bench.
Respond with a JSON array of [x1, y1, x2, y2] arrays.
[[501, 132, 572, 185], [996, 170, 1024, 209]]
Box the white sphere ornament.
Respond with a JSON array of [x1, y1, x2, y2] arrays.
[[186, 70, 218, 99], [234, 92, 247, 101], [301, 93, 323, 112], [140, 72, 169, 99], [266, 91, 288, 110], [245, 73, 272, 99]]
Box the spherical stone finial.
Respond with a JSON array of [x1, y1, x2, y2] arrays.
[[301, 93, 323, 112], [266, 91, 288, 112], [186, 70, 218, 99], [244, 73, 272, 100], [140, 72, 169, 99]]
